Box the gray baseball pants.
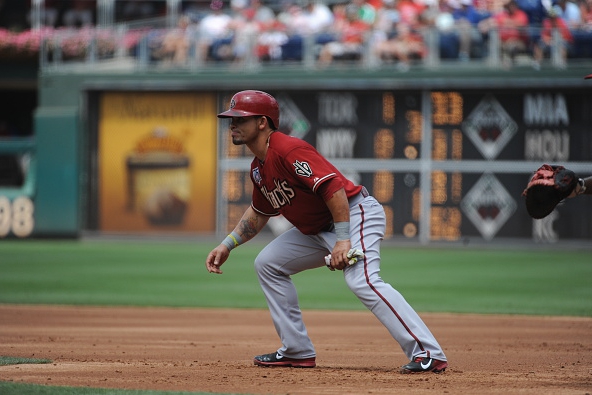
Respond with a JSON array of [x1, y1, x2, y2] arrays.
[[254, 191, 447, 363]]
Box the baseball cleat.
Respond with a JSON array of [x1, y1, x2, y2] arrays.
[[253, 352, 316, 368], [399, 357, 448, 374]]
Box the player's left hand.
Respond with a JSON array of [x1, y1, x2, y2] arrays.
[[205, 245, 230, 274]]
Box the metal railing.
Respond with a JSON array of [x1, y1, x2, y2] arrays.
[[22, 0, 592, 73], [38, 22, 590, 73]]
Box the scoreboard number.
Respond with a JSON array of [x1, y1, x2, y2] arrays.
[[0, 196, 35, 238]]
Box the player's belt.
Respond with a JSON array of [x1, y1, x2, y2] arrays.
[[348, 186, 369, 206]]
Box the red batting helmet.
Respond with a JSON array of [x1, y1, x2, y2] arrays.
[[217, 90, 280, 130]]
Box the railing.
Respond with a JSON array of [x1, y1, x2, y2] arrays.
[[36, 21, 592, 73]]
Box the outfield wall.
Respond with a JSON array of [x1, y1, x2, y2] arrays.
[[2, 67, 590, 243]]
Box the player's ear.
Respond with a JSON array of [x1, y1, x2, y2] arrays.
[[257, 116, 268, 130]]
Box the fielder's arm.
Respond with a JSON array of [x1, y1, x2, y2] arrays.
[[205, 206, 269, 274], [568, 176, 591, 198]]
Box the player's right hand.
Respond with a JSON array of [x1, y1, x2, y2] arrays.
[[205, 245, 230, 274]]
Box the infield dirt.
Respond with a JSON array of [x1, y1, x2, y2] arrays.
[[0, 305, 591, 394]]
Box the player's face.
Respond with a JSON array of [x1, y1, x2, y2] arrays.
[[229, 116, 261, 145]]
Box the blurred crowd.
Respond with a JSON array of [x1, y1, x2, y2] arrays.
[[156, 0, 592, 69], [2, 0, 592, 69]]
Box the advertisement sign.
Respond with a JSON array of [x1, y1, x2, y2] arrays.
[[99, 92, 217, 233]]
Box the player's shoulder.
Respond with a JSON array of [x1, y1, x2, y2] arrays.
[[270, 131, 313, 152]]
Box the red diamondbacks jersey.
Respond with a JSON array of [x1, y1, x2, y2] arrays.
[[250, 132, 362, 235]]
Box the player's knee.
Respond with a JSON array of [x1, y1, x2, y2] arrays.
[[253, 251, 272, 274]]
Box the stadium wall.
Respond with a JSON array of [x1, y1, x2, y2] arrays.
[[6, 66, 590, 243]]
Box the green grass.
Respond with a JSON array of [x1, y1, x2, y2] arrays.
[[0, 239, 591, 316], [1, 239, 591, 395], [0, 356, 51, 366], [0, 382, 220, 395]]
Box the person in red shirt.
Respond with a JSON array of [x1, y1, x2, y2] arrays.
[[396, 0, 426, 28], [317, 4, 371, 66], [532, 8, 573, 69], [479, 0, 529, 67], [206, 90, 448, 373]]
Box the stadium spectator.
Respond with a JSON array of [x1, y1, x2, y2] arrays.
[[278, 2, 310, 33], [371, 0, 401, 62], [156, 15, 197, 65], [451, 0, 491, 60], [532, 7, 573, 68], [245, 0, 276, 24], [374, 0, 401, 34], [553, 0, 583, 29], [257, 18, 289, 61], [303, 0, 335, 34], [317, 4, 371, 66], [227, 5, 262, 63], [479, 0, 530, 67], [433, 0, 460, 59], [198, 0, 234, 61], [373, 21, 426, 70], [396, 0, 427, 28], [578, 0, 592, 25], [515, 0, 549, 25], [278, 0, 333, 35], [352, 0, 378, 24]]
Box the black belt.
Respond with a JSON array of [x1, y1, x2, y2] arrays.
[[360, 186, 369, 198]]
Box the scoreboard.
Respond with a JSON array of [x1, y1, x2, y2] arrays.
[[218, 90, 592, 242]]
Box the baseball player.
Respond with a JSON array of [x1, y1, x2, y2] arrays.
[[205, 90, 448, 373]]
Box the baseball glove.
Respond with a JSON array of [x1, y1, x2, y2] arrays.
[[522, 164, 578, 219]]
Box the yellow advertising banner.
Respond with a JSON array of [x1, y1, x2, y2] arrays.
[[99, 92, 217, 233]]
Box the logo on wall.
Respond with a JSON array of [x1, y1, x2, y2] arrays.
[[462, 95, 517, 160], [276, 94, 310, 139], [126, 127, 190, 226], [460, 173, 517, 240]]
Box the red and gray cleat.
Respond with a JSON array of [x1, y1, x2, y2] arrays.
[[400, 357, 448, 374], [254, 352, 316, 368]]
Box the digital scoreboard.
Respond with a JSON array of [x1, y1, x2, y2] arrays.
[[219, 90, 592, 241]]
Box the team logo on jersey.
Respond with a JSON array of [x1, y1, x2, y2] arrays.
[[293, 160, 313, 177], [252, 167, 262, 184]]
